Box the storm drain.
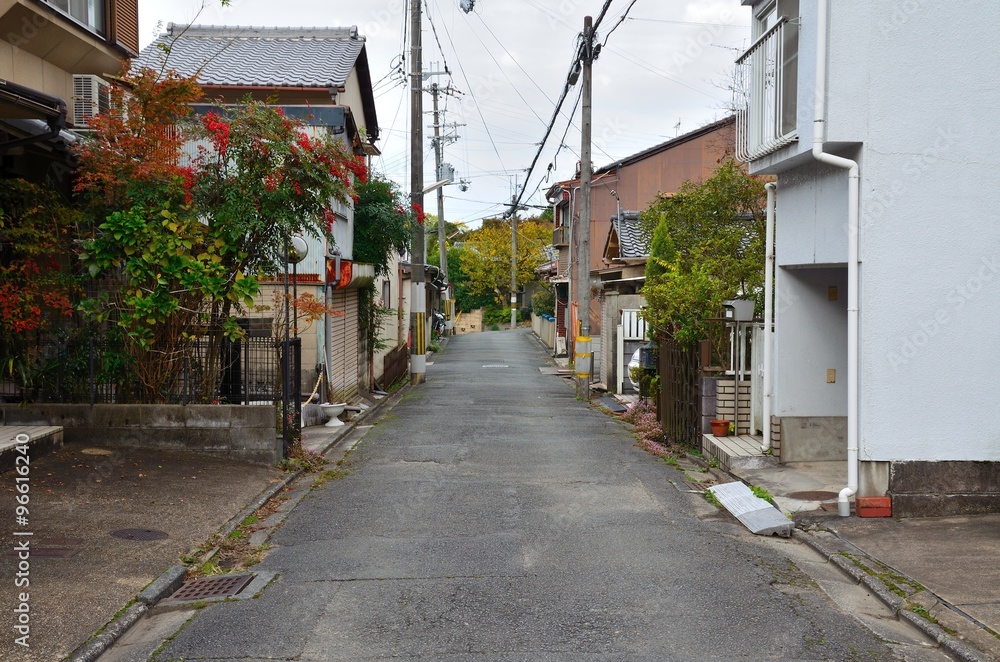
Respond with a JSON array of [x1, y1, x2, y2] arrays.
[[5, 539, 82, 559], [786, 490, 839, 501], [166, 573, 254, 603]]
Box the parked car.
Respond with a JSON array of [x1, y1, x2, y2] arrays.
[[627, 347, 641, 390]]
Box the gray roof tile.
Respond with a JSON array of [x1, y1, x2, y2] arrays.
[[135, 24, 365, 88], [613, 213, 649, 259]]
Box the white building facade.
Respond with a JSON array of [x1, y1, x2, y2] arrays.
[[738, 0, 1000, 516]]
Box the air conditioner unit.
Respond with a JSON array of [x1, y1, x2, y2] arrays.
[[72, 75, 111, 128]]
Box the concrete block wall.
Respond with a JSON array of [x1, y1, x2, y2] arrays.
[[715, 379, 752, 435], [0, 404, 279, 465]]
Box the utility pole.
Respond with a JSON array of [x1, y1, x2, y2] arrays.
[[575, 15, 594, 400], [510, 194, 518, 330], [409, 0, 426, 385], [430, 82, 454, 334]]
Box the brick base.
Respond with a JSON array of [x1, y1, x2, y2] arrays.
[[856, 496, 892, 518]]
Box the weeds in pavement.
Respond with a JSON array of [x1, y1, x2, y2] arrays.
[[750, 485, 775, 505], [280, 442, 328, 473]]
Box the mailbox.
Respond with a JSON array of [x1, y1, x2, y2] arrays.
[[639, 342, 656, 369], [722, 299, 755, 322]]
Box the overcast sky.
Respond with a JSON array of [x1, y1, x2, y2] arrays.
[[138, 0, 751, 229]]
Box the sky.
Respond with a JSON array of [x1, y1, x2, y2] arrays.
[[138, 0, 751, 230]]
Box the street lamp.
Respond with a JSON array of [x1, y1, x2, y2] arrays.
[[281, 235, 308, 459]]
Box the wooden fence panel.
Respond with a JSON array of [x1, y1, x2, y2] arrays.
[[656, 337, 702, 447]]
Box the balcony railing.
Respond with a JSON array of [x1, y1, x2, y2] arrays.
[[735, 16, 798, 162], [553, 225, 569, 246]]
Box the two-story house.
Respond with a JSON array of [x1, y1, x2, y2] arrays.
[[0, 0, 137, 187], [545, 117, 734, 390], [136, 24, 383, 404], [736, 0, 1000, 516]]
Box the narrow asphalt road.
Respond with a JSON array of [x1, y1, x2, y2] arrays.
[[153, 330, 922, 661]]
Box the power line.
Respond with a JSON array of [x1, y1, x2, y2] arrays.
[[436, 2, 508, 176], [423, 0, 452, 76], [506, 0, 634, 218], [601, 0, 638, 46]]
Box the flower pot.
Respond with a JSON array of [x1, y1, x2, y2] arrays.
[[710, 419, 730, 437]]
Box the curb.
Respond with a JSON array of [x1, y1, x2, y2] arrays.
[[798, 528, 995, 662], [66, 382, 411, 662], [67, 603, 148, 662]]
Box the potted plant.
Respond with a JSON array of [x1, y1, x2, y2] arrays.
[[710, 419, 730, 437]]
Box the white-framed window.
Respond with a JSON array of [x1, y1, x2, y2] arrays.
[[735, 0, 799, 161]]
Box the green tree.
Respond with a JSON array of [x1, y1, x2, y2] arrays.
[[460, 218, 552, 308], [641, 160, 767, 346], [353, 175, 411, 379]]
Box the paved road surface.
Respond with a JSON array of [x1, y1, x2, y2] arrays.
[[152, 330, 944, 661]]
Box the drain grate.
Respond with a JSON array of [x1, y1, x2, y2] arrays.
[[787, 490, 839, 501], [168, 574, 254, 602], [110, 528, 168, 541], [482, 364, 509, 368]]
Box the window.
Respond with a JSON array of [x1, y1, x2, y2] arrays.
[[735, 0, 799, 161], [44, 0, 106, 37], [382, 281, 391, 307]]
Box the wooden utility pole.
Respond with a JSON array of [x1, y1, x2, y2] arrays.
[[575, 15, 594, 400], [409, 0, 426, 384]]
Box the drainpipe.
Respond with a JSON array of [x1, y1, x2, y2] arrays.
[[813, 0, 860, 517], [762, 182, 776, 453]]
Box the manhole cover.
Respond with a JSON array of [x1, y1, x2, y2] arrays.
[[80, 448, 114, 456], [110, 528, 168, 541], [787, 490, 839, 501], [167, 574, 254, 602]]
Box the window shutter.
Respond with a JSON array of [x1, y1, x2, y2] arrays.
[[111, 0, 139, 55]]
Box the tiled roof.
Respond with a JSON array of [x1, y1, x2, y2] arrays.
[[613, 212, 649, 260], [135, 24, 365, 88]]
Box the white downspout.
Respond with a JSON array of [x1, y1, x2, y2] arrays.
[[762, 182, 776, 453], [813, 0, 860, 517]]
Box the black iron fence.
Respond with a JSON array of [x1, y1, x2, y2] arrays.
[[1, 327, 291, 407]]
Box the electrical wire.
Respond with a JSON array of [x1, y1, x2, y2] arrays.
[[506, 0, 630, 218], [436, 3, 509, 177], [423, 0, 453, 76], [601, 0, 639, 46]]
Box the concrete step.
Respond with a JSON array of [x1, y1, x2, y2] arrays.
[[701, 433, 778, 472], [1, 425, 63, 471]]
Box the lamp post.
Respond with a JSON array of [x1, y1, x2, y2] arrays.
[[281, 236, 308, 458]]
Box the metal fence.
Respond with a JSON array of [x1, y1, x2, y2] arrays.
[[1, 328, 290, 406]]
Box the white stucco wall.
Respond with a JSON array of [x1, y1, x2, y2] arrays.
[[749, 0, 1000, 461], [774, 267, 847, 417]]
